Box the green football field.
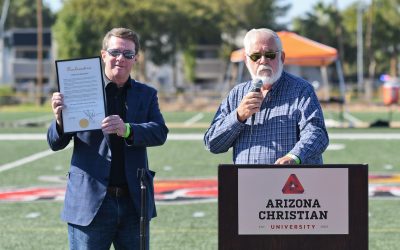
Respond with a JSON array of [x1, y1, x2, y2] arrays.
[[1, 108, 400, 249]]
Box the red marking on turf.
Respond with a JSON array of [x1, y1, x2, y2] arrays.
[[2, 174, 400, 202]]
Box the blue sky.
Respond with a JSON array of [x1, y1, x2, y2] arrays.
[[278, 0, 360, 25], [43, 0, 62, 12]]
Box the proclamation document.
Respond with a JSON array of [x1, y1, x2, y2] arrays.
[[56, 57, 106, 133]]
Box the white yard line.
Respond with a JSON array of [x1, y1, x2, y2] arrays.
[[0, 132, 399, 173], [168, 133, 204, 140], [329, 133, 400, 140], [0, 144, 72, 173], [343, 112, 363, 124], [0, 133, 46, 140], [183, 113, 204, 126], [2, 133, 400, 141]]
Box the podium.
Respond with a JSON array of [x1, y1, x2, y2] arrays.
[[218, 164, 368, 250]]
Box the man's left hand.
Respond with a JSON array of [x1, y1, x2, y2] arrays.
[[102, 115, 126, 136]]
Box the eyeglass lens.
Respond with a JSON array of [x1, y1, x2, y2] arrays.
[[249, 51, 278, 62], [107, 49, 135, 59]]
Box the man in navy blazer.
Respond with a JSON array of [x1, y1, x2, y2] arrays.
[[48, 27, 168, 250]]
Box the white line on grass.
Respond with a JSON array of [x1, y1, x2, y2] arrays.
[[329, 133, 400, 139], [168, 134, 204, 140], [0, 133, 46, 140], [169, 133, 400, 140], [0, 144, 72, 173], [0, 133, 207, 141], [0, 132, 398, 172], [3, 133, 400, 141], [172, 133, 400, 140], [327, 144, 345, 150], [183, 113, 204, 126], [343, 112, 363, 124]]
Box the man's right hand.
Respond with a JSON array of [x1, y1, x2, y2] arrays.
[[51, 92, 64, 127], [236, 91, 263, 123]]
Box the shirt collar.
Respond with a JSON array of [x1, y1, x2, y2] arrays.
[[104, 75, 132, 90]]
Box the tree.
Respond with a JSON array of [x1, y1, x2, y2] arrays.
[[291, 1, 353, 92], [292, 1, 353, 62], [291, 0, 400, 103], [341, 0, 400, 101], [54, 0, 289, 57], [368, 0, 400, 77], [224, 0, 289, 32], [0, 0, 55, 29], [53, 0, 289, 86]]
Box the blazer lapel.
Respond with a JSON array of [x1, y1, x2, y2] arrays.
[[102, 80, 141, 146], [102, 80, 142, 149], [125, 81, 143, 122]]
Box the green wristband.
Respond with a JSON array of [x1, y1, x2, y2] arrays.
[[124, 123, 131, 138], [286, 153, 301, 164]]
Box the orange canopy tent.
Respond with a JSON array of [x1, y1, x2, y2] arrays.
[[230, 31, 338, 66]]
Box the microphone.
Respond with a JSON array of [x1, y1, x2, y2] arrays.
[[250, 78, 263, 126], [250, 78, 263, 92]]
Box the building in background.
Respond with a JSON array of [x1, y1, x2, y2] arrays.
[[193, 45, 225, 88], [146, 45, 226, 94], [0, 28, 54, 94], [0, 28, 225, 101]]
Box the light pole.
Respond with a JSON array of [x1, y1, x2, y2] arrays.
[[0, 0, 10, 85], [357, 1, 366, 98], [36, 0, 43, 106]]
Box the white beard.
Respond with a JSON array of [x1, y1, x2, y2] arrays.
[[250, 59, 283, 86]]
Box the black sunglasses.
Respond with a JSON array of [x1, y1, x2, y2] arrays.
[[247, 51, 280, 62], [107, 49, 136, 59]]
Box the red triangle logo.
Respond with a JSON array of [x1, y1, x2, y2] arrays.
[[282, 174, 304, 194]]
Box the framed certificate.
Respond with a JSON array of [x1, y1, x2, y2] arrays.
[[55, 57, 106, 133]]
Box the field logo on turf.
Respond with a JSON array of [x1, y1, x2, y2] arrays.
[[369, 174, 400, 197], [2, 174, 400, 202], [154, 179, 218, 203], [0, 178, 218, 204]]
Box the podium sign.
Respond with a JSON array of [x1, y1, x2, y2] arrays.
[[218, 164, 368, 250], [238, 168, 348, 235]]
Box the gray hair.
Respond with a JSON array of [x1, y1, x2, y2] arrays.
[[243, 28, 282, 54], [102, 27, 140, 55]]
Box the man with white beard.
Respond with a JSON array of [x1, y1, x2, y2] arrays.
[[204, 28, 329, 164]]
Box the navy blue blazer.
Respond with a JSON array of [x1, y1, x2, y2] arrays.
[[47, 79, 168, 226]]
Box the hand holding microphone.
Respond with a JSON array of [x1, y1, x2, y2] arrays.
[[237, 78, 263, 123]]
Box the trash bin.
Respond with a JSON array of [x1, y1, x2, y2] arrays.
[[382, 81, 399, 105]]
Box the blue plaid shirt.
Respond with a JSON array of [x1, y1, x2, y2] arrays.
[[204, 71, 329, 164]]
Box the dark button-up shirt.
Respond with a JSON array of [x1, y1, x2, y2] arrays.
[[105, 78, 131, 186]]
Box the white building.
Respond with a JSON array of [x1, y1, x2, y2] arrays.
[[0, 28, 54, 93]]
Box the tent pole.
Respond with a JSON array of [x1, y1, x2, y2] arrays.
[[336, 59, 347, 123], [336, 60, 346, 103], [320, 66, 330, 101]]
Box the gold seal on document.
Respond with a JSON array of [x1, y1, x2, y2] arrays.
[[79, 118, 89, 128]]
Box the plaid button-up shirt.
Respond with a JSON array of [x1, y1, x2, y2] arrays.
[[204, 71, 329, 164]]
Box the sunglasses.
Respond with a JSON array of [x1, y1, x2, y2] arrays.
[[107, 49, 136, 59], [247, 51, 280, 62]]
